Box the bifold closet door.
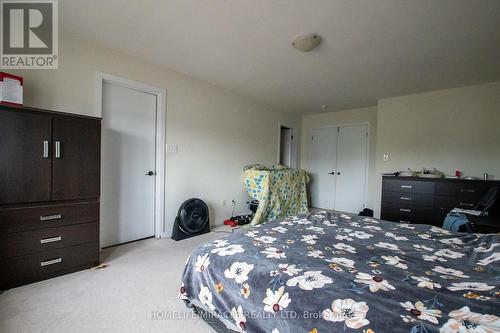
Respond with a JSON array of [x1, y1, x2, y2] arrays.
[[0, 110, 52, 204], [334, 125, 368, 214], [309, 127, 338, 209]]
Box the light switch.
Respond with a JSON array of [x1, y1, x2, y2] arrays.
[[166, 144, 178, 153]]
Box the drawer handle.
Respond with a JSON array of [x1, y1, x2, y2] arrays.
[[401, 185, 413, 189], [460, 189, 475, 193], [400, 196, 412, 201], [459, 202, 475, 208], [400, 208, 412, 213], [399, 220, 411, 223], [40, 236, 62, 244], [40, 214, 62, 221], [41, 258, 62, 267]]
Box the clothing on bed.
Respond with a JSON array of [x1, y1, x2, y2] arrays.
[[180, 211, 499, 333], [243, 165, 309, 225]]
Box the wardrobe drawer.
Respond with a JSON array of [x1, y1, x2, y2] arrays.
[[2, 242, 99, 289], [2, 222, 98, 258], [381, 203, 434, 219], [0, 202, 99, 233], [382, 179, 435, 194], [382, 191, 434, 207], [435, 182, 487, 198]]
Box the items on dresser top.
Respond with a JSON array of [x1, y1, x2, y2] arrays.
[[381, 176, 500, 227], [0, 104, 101, 290]]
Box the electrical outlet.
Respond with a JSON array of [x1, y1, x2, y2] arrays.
[[383, 154, 389, 161]]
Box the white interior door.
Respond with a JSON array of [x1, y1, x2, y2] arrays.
[[334, 125, 368, 213], [101, 82, 157, 247], [279, 126, 292, 167], [309, 127, 337, 209]]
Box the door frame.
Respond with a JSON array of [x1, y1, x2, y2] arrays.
[[309, 122, 370, 209], [96, 72, 167, 241], [276, 122, 298, 168]]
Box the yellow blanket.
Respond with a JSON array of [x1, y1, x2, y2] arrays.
[[243, 165, 309, 225]]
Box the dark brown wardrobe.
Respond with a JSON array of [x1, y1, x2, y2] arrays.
[[0, 105, 101, 290]]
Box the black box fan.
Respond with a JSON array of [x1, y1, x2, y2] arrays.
[[172, 198, 210, 241]]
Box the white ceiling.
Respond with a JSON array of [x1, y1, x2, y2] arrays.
[[60, 0, 500, 114]]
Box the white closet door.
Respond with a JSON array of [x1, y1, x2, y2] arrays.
[[334, 125, 368, 213], [101, 82, 157, 247], [309, 127, 337, 209]]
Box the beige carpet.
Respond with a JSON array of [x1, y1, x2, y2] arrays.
[[0, 232, 224, 333]]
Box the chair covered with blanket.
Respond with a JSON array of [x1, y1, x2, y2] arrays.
[[243, 164, 309, 225]]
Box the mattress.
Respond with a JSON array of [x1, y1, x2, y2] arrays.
[[179, 210, 499, 333]]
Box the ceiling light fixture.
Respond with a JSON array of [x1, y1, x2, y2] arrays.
[[292, 34, 322, 52]]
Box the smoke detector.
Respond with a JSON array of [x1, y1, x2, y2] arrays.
[[292, 34, 322, 52]]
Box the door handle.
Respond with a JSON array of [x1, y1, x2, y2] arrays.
[[328, 172, 335, 175], [146, 171, 155, 176], [43, 141, 49, 158], [337, 172, 341, 175], [55, 141, 61, 158]]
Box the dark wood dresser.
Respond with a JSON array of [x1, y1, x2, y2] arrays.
[[381, 176, 500, 227], [0, 105, 101, 290]]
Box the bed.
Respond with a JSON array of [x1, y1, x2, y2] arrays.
[[179, 210, 499, 333]]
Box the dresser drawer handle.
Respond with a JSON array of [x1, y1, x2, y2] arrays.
[[399, 220, 411, 223], [41, 258, 62, 267], [400, 196, 412, 201], [399, 208, 412, 213], [401, 185, 413, 189], [460, 189, 475, 193], [40, 214, 62, 221], [459, 202, 475, 208], [40, 236, 62, 244]]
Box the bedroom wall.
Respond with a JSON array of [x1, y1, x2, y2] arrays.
[[300, 106, 378, 211], [8, 34, 300, 236], [374, 81, 500, 217]]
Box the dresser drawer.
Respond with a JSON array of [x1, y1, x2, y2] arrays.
[[381, 212, 425, 224], [2, 222, 98, 258], [383, 179, 435, 194], [435, 182, 487, 198], [435, 195, 477, 211], [0, 202, 99, 233], [2, 242, 99, 289], [381, 203, 434, 219], [382, 191, 434, 207]]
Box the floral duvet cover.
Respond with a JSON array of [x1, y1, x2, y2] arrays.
[[179, 210, 500, 333]]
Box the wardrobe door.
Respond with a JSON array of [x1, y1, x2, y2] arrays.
[[0, 110, 52, 204], [51, 116, 100, 200]]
